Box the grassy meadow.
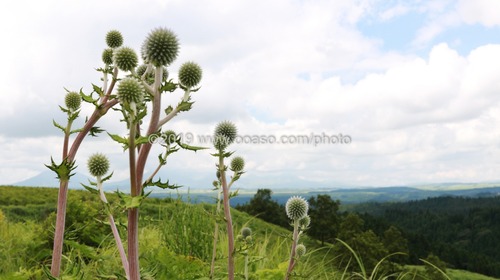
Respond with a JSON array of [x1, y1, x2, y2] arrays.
[[0, 186, 497, 279]]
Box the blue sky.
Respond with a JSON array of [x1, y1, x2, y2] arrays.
[[1, 0, 500, 189]]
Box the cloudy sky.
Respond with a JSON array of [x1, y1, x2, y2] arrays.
[[1, 0, 500, 190]]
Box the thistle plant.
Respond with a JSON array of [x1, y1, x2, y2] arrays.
[[284, 196, 310, 280], [47, 28, 204, 280], [85, 154, 129, 279], [212, 121, 245, 280], [237, 227, 254, 280]]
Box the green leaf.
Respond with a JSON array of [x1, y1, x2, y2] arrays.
[[108, 133, 129, 148], [229, 189, 239, 199], [81, 183, 99, 194], [52, 119, 66, 133], [135, 136, 151, 146], [58, 105, 71, 114], [160, 80, 177, 92], [177, 100, 194, 112], [89, 126, 105, 137], [81, 90, 99, 105], [117, 192, 146, 209], [164, 105, 173, 115], [70, 128, 84, 134], [144, 178, 182, 190], [177, 142, 208, 152], [45, 157, 76, 182], [68, 110, 80, 122], [92, 83, 103, 96]]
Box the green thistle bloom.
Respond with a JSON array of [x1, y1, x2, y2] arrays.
[[298, 215, 311, 229], [295, 244, 306, 258], [143, 28, 179, 67], [286, 196, 308, 221], [102, 48, 114, 65], [213, 121, 237, 150], [241, 227, 252, 238], [178, 61, 202, 88], [87, 153, 110, 178], [106, 30, 123, 48], [117, 77, 144, 105], [230, 156, 245, 172], [65, 92, 81, 111], [114, 47, 138, 72]]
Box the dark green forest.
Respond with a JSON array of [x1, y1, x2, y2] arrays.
[[236, 189, 500, 278]]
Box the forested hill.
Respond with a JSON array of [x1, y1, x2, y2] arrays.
[[350, 196, 500, 277]]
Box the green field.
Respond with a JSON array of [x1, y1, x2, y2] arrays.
[[0, 186, 497, 279]]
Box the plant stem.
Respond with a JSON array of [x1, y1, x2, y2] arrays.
[[210, 187, 222, 279], [127, 113, 140, 280], [219, 155, 235, 280], [97, 176, 129, 279], [51, 69, 118, 277], [245, 252, 249, 280], [285, 220, 299, 280]]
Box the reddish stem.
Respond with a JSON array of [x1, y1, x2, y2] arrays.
[[220, 156, 235, 280]]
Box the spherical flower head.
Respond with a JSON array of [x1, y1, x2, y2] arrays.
[[286, 196, 309, 221], [88, 153, 110, 178], [213, 121, 237, 150], [298, 215, 311, 229], [216, 170, 221, 180], [295, 244, 306, 258], [178, 61, 202, 88], [106, 30, 123, 48], [143, 28, 179, 67], [114, 47, 138, 72], [162, 130, 177, 145], [102, 48, 114, 65], [245, 236, 253, 243], [117, 77, 144, 105], [230, 156, 245, 172], [241, 227, 252, 238], [65, 91, 81, 111]]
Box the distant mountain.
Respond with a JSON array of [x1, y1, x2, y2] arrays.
[[13, 170, 92, 189]]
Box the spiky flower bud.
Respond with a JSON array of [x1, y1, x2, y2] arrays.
[[162, 130, 177, 145], [143, 28, 179, 67], [245, 236, 253, 243], [117, 77, 144, 105], [241, 227, 252, 238], [295, 244, 306, 258], [298, 215, 311, 229], [237, 235, 244, 242], [230, 156, 245, 172], [65, 91, 81, 111], [102, 48, 114, 65], [114, 47, 138, 72], [88, 153, 110, 178], [212, 180, 218, 187], [214, 121, 237, 150], [286, 196, 309, 221], [178, 61, 202, 88], [106, 30, 123, 48], [216, 170, 221, 180]]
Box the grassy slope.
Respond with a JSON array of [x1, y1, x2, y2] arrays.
[[0, 186, 498, 279]]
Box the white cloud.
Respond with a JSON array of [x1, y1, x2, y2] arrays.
[[1, 0, 500, 187]]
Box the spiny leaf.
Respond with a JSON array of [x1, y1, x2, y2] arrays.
[[45, 157, 76, 182], [160, 80, 177, 93], [177, 141, 208, 152], [92, 83, 104, 96], [117, 192, 147, 209], [68, 110, 80, 122], [135, 136, 151, 146], [144, 178, 182, 190], [164, 105, 173, 115], [229, 189, 239, 199], [70, 128, 84, 134], [58, 105, 71, 114], [52, 119, 66, 133], [81, 90, 99, 105], [81, 183, 99, 194], [177, 100, 194, 112], [89, 126, 105, 137], [107, 133, 129, 149], [101, 171, 114, 183]]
